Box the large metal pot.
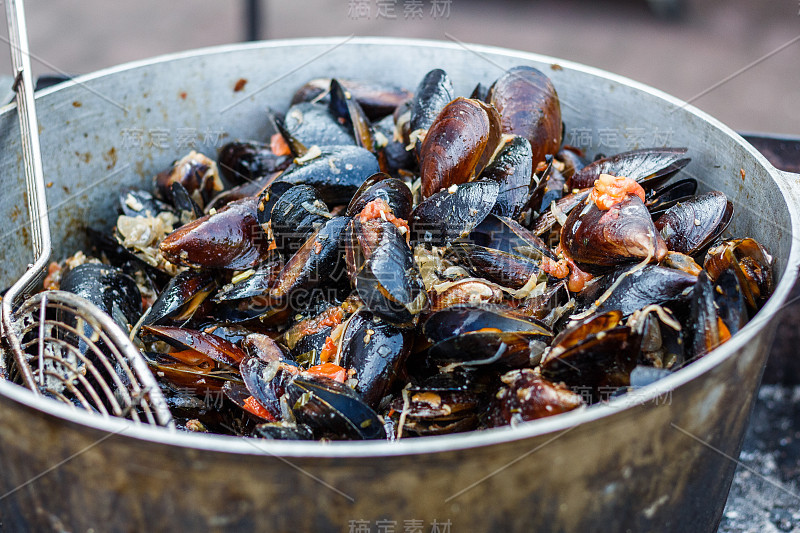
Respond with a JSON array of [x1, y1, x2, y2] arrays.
[[0, 37, 797, 532]]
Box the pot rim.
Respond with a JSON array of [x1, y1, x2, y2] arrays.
[[2, 36, 797, 458]]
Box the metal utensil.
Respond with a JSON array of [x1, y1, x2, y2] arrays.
[[0, 0, 173, 428]]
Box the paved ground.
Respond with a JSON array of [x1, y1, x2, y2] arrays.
[[0, 0, 797, 134]]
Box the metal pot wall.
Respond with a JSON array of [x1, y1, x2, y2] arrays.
[[0, 37, 797, 532]]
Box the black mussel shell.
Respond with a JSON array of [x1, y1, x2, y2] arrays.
[[480, 135, 534, 220], [271, 216, 351, 307], [355, 223, 427, 325], [488, 369, 583, 427], [267, 184, 330, 256], [445, 243, 543, 290], [212, 255, 283, 302], [143, 269, 217, 326], [704, 238, 773, 310], [591, 265, 697, 317], [410, 179, 499, 246], [469, 214, 555, 261], [254, 422, 315, 441], [285, 373, 386, 440], [291, 77, 412, 121], [60, 263, 142, 328], [283, 102, 354, 148], [217, 141, 292, 185], [347, 174, 413, 220], [655, 191, 733, 256], [541, 318, 639, 390], [646, 178, 698, 217], [240, 357, 299, 420], [409, 68, 454, 134], [278, 145, 381, 206], [340, 309, 412, 408], [560, 194, 668, 274], [567, 148, 689, 191]]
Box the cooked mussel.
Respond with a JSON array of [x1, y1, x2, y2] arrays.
[[654, 191, 733, 255], [488, 368, 583, 427], [488, 65, 562, 166], [419, 97, 502, 198]]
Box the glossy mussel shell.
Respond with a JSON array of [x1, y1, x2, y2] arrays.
[[419, 97, 502, 198]]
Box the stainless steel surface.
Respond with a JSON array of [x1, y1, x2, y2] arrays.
[[0, 37, 798, 532], [0, 0, 172, 428]]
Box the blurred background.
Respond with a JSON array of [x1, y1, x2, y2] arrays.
[[0, 0, 797, 134]]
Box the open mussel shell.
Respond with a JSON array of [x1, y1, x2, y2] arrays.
[[488, 368, 583, 427], [560, 194, 668, 274], [566, 147, 690, 191], [240, 356, 299, 421], [655, 191, 733, 256], [329, 78, 377, 153], [389, 389, 480, 436], [143, 351, 241, 395], [556, 146, 587, 181], [645, 178, 698, 217], [270, 216, 351, 308], [284, 373, 387, 440], [445, 243, 543, 291], [589, 265, 697, 317], [283, 102, 354, 148], [355, 223, 427, 325], [159, 196, 272, 270], [154, 151, 222, 209], [530, 188, 590, 242], [212, 255, 283, 303], [141, 325, 247, 366], [488, 65, 562, 166], [266, 184, 330, 256], [410, 179, 499, 246], [419, 97, 502, 198], [427, 278, 506, 313], [346, 174, 413, 220], [688, 271, 734, 358], [423, 306, 552, 368], [291, 77, 412, 121], [704, 238, 773, 310], [469, 214, 555, 261], [241, 333, 291, 363], [169, 182, 203, 223], [479, 135, 534, 220], [142, 269, 217, 327], [541, 310, 639, 389], [119, 189, 174, 218], [409, 68, 454, 134], [340, 309, 412, 408], [217, 141, 292, 185], [278, 145, 381, 206]]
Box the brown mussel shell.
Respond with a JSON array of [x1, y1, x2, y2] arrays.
[[560, 195, 668, 274], [488, 369, 583, 427], [160, 196, 272, 270], [488, 65, 562, 166], [419, 97, 502, 198]]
